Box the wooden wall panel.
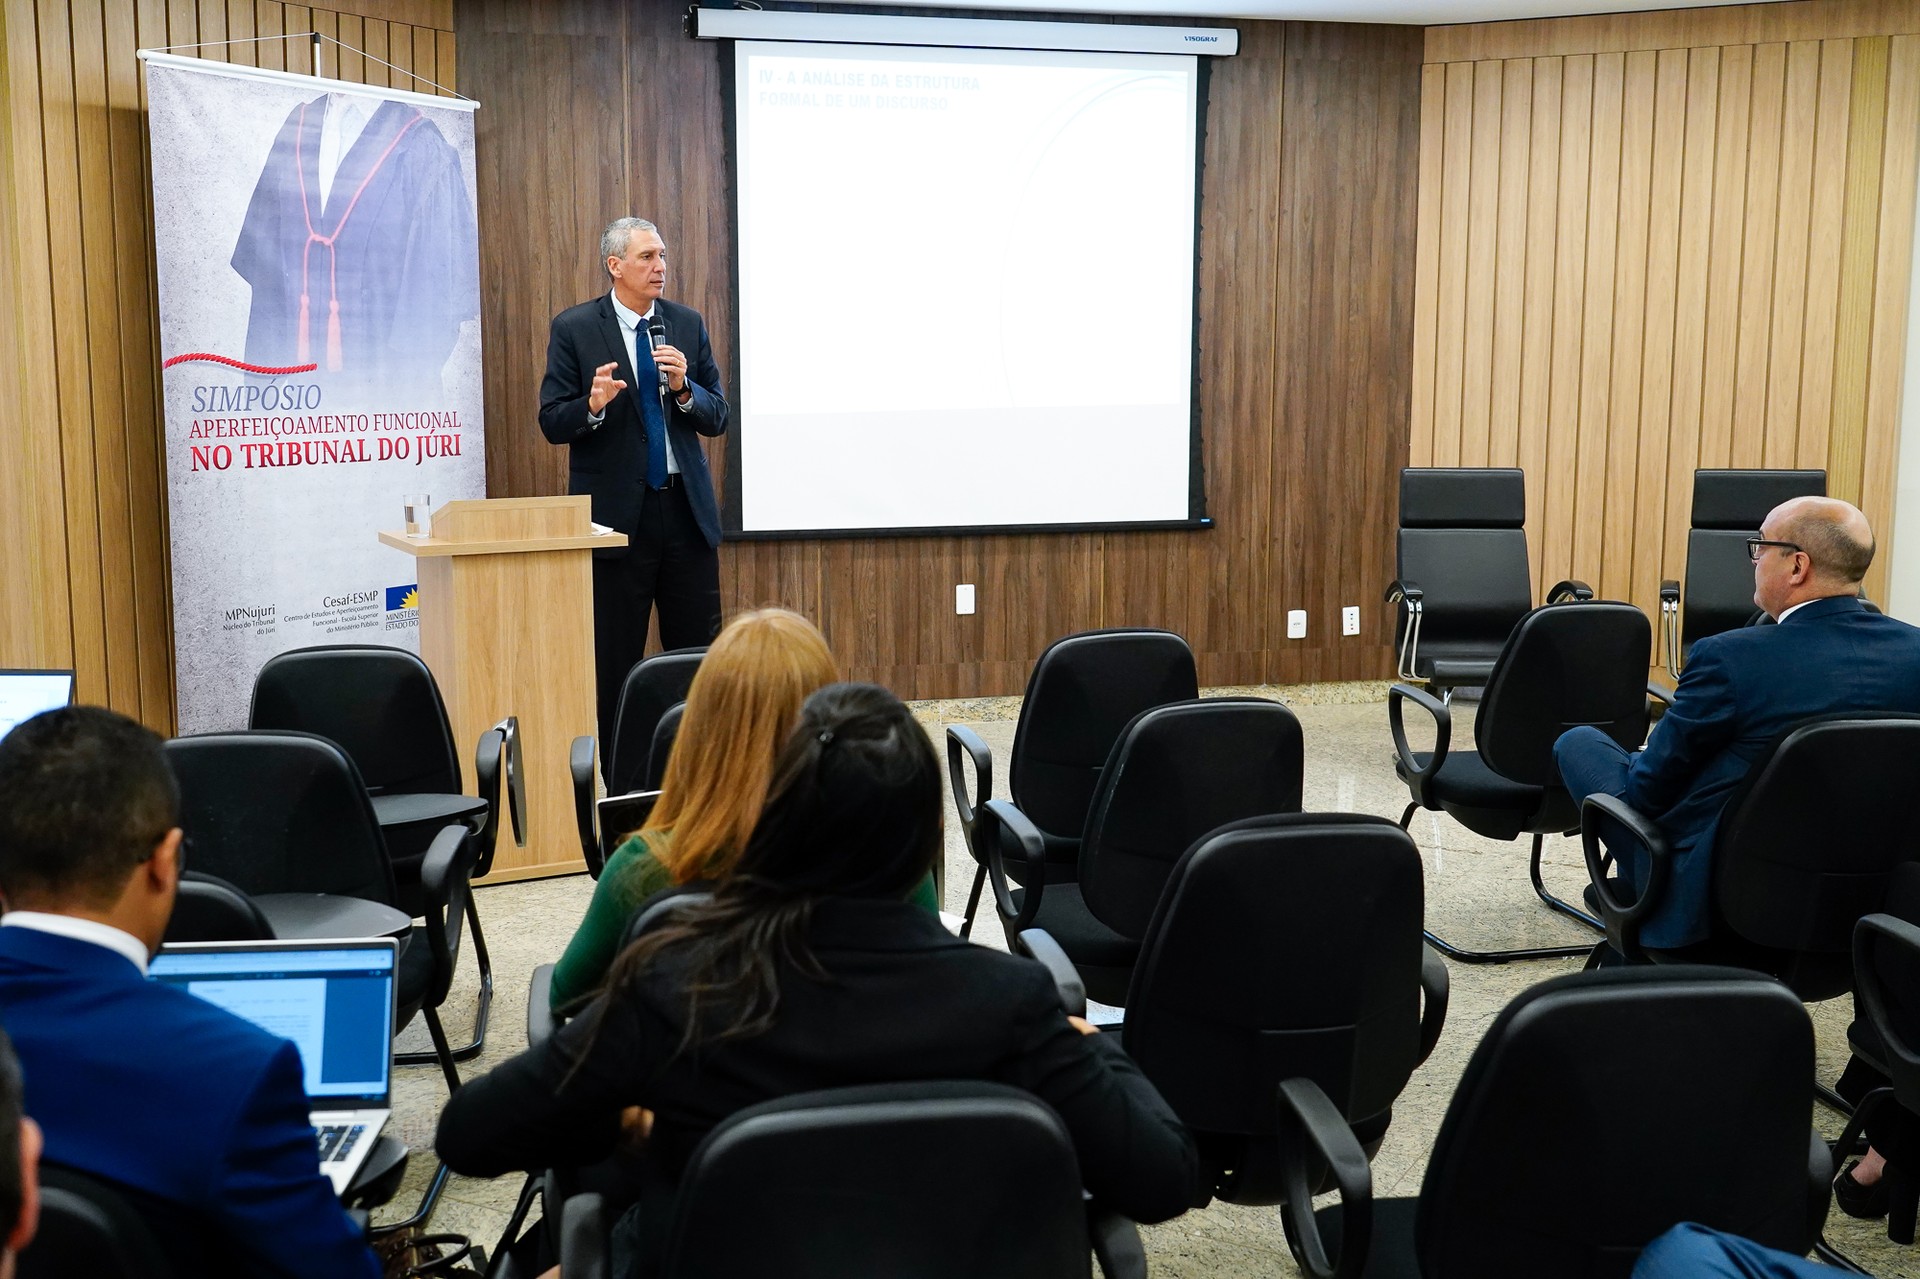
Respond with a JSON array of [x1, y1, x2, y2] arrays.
[[0, 0, 457, 731], [1413, 0, 1920, 628], [458, 4, 1423, 698]]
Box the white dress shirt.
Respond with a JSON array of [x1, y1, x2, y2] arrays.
[[595, 292, 682, 475], [2, 911, 149, 975], [317, 95, 374, 210]]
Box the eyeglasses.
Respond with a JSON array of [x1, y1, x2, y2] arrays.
[[1746, 537, 1805, 562]]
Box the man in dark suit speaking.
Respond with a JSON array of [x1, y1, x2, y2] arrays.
[[1555, 496, 1920, 948], [539, 217, 728, 751]]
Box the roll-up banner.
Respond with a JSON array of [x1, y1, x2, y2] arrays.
[[141, 51, 484, 732]]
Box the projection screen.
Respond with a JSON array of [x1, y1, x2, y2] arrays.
[[730, 39, 1205, 535]]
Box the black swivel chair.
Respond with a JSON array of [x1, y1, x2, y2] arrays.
[[1386, 467, 1593, 698], [163, 731, 475, 1229], [571, 649, 704, 877], [1391, 600, 1651, 963], [983, 698, 1303, 1005], [249, 644, 508, 1062], [19, 1164, 177, 1279], [1658, 469, 1826, 681], [553, 1083, 1147, 1279], [1287, 966, 1830, 1279], [1581, 715, 1920, 1003], [1830, 910, 1920, 1258], [947, 629, 1198, 938], [1027, 813, 1447, 1214]]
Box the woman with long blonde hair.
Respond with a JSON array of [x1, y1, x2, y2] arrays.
[[547, 609, 936, 1008]]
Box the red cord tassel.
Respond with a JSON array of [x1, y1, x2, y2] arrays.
[[326, 299, 343, 372], [297, 294, 311, 362]]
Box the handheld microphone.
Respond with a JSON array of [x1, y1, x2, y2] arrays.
[[647, 318, 670, 392]]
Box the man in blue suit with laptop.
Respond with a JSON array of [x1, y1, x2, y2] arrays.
[[1555, 495, 1920, 949], [0, 706, 377, 1279]]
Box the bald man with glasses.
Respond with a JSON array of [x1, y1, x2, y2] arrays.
[[1554, 496, 1920, 949]]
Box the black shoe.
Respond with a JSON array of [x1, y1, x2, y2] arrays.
[[1837, 1160, 1892, 1220]]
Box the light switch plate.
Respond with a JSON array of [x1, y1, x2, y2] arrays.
[[1286, 609, 1306, 639], [956, 584, 976, 615]]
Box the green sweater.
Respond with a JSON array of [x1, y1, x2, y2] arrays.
[[547, 828, 943, 1011]]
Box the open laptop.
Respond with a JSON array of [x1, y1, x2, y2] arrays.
[[0, 669, 75, 740], [149, 938, 399, 1195]]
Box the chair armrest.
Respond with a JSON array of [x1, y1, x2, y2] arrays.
[[498, 715, 527, 849], [1088, 1202, 1147, 1279], [1853, 914, 1920, 1104], [1387, 682, 1451, 811], [1659, 579, 1680, 603], [527, 963, 558, 1051], [1018, 928, 1087, 1017], [1546, 578, 1594, 603], [1275, 1078, 1372, 1279], [419, 823, 477, 1010], [982, 798, 1048, 933], [1658, 580, 1683, 680], [1579, 793, 1669, 961], [560, 1192, 611, 1279], [1645, 681, 1673, 707], [1416, 944, 1450, 1067], [472, 726, 504, 879], [1384, 581, 1424, 683], [570, 734, 604, 879], [945, 724, 993, 867]]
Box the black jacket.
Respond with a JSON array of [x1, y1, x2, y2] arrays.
[[538, 294, 728, 549], [437, 897, 1197, 1225]]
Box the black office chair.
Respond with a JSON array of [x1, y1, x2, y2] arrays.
[[249, 644, 508, 1062], [1027, 813, 1446, 1212], [1581, 715, 1920, 1003], [162, 872, 275, 943], [983, 698, 1303, 1005], [646, 700, 685, 791], [947, 629, 1198, 938], [1391, 600, 1651, 963], [1287, 966, 1829, 1279], [19, 1163, 177, 1279], [631, 1083, 1143, 1277], [570, 649, 704, 876], [1386, 468, 1593, 697], [1658, 469, 1826, 681], [1831, 910, 1920, 1258], [163, 731, 474, 1228]]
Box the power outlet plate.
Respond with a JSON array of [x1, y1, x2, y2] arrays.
[[956, 584, 976, 615], [1286, 609, 1307, 640], [1342, 605, 1360, 636]]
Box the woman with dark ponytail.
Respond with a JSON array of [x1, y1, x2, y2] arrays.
[[438, 683, 1197, 1271]]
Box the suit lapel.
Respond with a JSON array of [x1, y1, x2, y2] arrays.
[[595, 298, 641, 407]]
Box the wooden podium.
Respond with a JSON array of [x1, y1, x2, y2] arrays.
[[380, 496, 624, 884]]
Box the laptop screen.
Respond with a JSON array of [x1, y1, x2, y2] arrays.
[[0, 671, 75, 740], [150, 940, 397, 1108]]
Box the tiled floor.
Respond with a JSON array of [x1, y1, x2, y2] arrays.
[[379, 688, 1915, 1276]]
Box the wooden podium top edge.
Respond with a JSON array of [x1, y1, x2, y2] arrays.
[[378, 529, 629, 557]]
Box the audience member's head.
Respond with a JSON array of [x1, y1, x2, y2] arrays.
[[1754, 496, 1875, 617], [0, 1028, 40, 1277], [0, 706, 184, 953], [647, 608, 839, 885], [601, 683, 941, 1048]]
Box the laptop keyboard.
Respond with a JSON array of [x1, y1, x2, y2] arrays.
[[316, 1123, 366, 1164]]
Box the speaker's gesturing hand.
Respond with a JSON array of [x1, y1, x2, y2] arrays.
[[588, 362, 627, 414]]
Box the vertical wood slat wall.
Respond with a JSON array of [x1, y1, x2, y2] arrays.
[[0, 0, 456, 732], [461, 2, 1425, 698], [1413, 2, 1920, 617]]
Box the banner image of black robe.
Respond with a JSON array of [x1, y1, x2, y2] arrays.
[[232, 95, 479, 402]]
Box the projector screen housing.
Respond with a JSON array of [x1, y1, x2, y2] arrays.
[[721, 28, 1216, 539]]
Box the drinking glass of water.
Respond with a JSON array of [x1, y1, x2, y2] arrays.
[[404, 494, 433, 539]]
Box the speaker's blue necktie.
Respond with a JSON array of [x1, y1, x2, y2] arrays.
[[637, 331, 668, 489]]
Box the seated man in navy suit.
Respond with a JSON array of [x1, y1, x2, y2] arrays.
[[0, 706, 377, 1279], [1555, 496, 1920, 949]]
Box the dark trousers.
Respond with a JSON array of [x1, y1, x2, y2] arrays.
[[1553, 725, 1641, 891], [591, 481, 721, 775]]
